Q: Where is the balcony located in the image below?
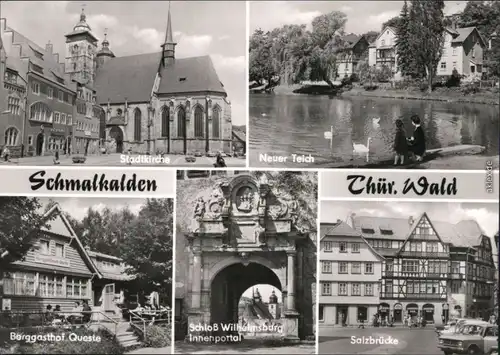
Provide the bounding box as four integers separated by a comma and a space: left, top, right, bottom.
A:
382, 271, 448, 279
380, 293, 444, 300
398, 251, 449, 259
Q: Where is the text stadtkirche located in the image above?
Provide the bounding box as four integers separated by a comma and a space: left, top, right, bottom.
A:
347, 175, 457, 196
29, 171, 157, 192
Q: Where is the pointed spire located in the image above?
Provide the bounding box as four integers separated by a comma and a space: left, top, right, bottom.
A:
161, 1, 177, 67
103, 28, 109, 47
164, 1, 174, 44
74, 5, 91, 32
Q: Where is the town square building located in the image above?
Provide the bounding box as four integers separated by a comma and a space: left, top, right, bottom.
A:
319, 221, 384, 326
348, 213, 496, 325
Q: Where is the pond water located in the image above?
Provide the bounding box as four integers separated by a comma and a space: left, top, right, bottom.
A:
249, 94, 499, 168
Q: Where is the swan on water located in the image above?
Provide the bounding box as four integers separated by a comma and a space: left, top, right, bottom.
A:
353, 137, 372, 162
261, 113, 268, 117
372, 117, 380, 129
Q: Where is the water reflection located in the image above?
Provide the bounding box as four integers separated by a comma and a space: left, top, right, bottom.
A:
249, 94, 499, 167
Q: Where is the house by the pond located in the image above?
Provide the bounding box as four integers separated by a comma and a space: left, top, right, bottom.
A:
368, 25, 486, 79
0, 204, 136, 318
336, 34, 369, 79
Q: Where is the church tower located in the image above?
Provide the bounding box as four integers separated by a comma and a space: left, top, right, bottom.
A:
64, 8, 99, 86
96, 30, 115, 69
268, 290, 280, 319
161, 2, 176, 67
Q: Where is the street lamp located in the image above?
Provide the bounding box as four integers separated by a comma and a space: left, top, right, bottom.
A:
147, 103, 154, 154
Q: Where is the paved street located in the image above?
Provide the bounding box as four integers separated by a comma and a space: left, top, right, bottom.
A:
319, 326, 441, 354
1, 154, 246, 167
175, 340, 315, 354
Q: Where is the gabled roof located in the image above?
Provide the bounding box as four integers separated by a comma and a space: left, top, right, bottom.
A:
375, 26, 397, 42
87, 250, 135, 281
395, 213, 447, 255
232, 130, 246, 143
321, 221, 385, 259
41, 204, 102, 278
351, 214, 477, 249
157, 55, 226, 96
340, 34, 364, 49
446, 26, 487, 47
3, 23, 75, 92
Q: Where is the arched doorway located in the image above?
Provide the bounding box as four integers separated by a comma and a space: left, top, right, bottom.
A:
36, 133, 44, 156
109, 126, 124, 153
210, 262, 282, 336
406, 303, 419, 319
393, 303, 403, 322
378, 303, 390, 321
422, 304, 435, 323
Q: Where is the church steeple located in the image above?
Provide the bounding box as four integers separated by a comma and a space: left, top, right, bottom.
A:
161, 1, 177, 67
96, 29, 115, 69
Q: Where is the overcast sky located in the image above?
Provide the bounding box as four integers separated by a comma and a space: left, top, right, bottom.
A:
321, 201, 499, 238
250, 1, 467, 34
2, 1, 246, 125
39, 197, 147, 221
241, 284, 282, 303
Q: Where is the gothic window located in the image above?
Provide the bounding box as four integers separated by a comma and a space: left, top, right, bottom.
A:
161, 106, 169, 137
177, 107, 186, 138
7, 95, 21, 115
4, 127, 19, 146
72, 44, 78, 54
194, 106, 204, 138
30, 102, 52, 122
134, 108, 142, 141
212, 106, 220, 138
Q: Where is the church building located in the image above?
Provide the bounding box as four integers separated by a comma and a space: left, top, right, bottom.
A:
93, 5, 233, 155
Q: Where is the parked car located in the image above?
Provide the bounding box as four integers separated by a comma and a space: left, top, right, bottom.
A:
437, 319, 469, 336
438, 323, 497, 355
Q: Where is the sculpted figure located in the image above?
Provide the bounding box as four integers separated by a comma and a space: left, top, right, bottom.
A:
194, 197, 206, 219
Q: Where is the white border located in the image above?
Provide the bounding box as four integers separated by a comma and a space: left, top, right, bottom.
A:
245, 0, 250, 169
315, 170, 321, 355
171, 175, 177, 354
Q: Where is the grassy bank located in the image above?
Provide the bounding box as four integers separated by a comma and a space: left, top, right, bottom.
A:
342, 86, 499, 105
265, 83, 499, 105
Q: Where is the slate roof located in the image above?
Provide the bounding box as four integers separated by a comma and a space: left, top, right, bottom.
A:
4, 24, 75, 92
351, 215, 485, 248
87, 250, 135, 281
95, 53, 226, 104
95, 52, 161, 104
232, 130, 246, 143
157, 55, 226, 96
320, 221, 361, 240
341, 34, 362, 49
447, 26, 487, 47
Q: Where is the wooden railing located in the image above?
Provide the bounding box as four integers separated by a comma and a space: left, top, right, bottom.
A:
0, 310, 118, 336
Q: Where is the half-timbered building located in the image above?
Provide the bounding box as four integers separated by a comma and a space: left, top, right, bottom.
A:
349, 213, 496, 325
0, 204, 135, 316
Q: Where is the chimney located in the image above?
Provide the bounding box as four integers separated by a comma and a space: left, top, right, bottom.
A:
45, 41, 53, 54
408, 216, 414, 226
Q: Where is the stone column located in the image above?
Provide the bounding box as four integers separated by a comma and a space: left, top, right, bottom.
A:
191, 248, 202, 310
286, 250, 297, 312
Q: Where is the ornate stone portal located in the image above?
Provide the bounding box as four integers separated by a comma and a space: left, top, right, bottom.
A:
185, 174, 310, 341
